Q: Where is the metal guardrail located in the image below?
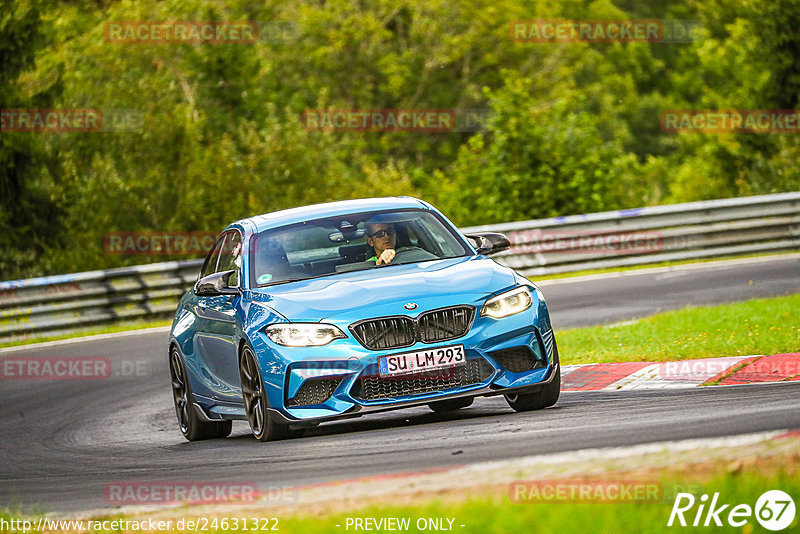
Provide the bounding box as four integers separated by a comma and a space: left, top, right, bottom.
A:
0, 260, 203, 343
2, 192, 799, 343
463, 191, 800, 277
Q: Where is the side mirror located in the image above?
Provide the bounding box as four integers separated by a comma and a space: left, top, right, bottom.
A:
465, 232, 511, 256
194, 270, 240, 296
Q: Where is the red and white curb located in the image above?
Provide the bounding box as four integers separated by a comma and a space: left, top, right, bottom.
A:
561, 353, 800, 391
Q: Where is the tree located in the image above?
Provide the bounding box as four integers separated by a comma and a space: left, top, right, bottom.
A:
0, 0, 62, 279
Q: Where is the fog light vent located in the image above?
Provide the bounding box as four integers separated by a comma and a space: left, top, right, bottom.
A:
287, 378, 342, 406
490, 346, 544, 373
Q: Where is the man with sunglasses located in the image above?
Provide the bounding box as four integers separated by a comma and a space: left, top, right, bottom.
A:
365, 222, 398, 266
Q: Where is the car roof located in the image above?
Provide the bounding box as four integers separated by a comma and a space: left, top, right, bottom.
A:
229, 197, 434, 234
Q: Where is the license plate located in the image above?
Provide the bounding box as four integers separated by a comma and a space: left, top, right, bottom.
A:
378, 345, 465, 377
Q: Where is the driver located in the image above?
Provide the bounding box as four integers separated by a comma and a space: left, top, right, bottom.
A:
366, 222, 397, 265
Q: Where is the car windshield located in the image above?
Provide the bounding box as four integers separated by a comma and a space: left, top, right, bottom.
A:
249, 209, 470, 287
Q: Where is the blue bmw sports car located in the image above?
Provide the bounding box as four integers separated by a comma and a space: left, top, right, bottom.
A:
168, 197, 560, 441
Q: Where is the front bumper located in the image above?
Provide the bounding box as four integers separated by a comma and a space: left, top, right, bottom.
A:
246, 298, 557, 424
267, 358, 559, 426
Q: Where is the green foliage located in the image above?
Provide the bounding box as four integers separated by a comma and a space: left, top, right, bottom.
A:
0, 0, 63, 279
430, 71, 643, 224
1, 0, 799, 279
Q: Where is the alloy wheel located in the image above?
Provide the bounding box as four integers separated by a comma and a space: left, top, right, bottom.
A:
169, 348, 191, 433
240, 347, 266, 437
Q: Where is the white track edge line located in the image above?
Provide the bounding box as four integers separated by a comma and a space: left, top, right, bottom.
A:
0, 326, 172, 353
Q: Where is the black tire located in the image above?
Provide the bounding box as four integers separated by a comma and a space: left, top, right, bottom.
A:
504, 340, 561, 412
239, 346, 299, 441
428, 397, 474, 413
169, 346, 232, 441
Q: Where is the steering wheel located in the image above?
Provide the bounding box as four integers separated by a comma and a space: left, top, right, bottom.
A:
392, 246, 437, 263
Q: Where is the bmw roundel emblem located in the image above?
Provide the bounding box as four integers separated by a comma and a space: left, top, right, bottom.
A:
403, 302, 418, 310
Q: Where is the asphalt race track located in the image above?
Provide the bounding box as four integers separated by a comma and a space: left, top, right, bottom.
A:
1, 255, 799, 513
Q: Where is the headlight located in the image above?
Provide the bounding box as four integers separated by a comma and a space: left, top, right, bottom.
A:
264, 323, 346, 347
480, 287, 533, 319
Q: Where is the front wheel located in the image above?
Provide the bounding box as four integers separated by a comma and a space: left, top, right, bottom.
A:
169, 347, 232, 441
504, 341, 561, 412
239, 346, 299, 441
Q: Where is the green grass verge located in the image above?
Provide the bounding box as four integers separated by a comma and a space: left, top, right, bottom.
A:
278, 470, 799, 534
557, 294, 800, 365
0, 319, 172, 349
3, 466, 797, 533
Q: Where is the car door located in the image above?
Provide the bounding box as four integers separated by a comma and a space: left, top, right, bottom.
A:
193, 231, 244, 403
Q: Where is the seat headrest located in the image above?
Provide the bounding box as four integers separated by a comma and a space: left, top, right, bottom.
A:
256, 240, 290, 275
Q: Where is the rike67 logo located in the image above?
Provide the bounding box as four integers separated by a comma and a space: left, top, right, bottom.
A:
668, 490, 796, 531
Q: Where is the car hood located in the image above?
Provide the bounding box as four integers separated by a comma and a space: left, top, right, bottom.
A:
246, 256, 518, 323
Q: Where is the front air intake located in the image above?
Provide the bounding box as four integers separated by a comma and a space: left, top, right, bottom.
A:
490, 346, 545, 373
350, 358, 493, 401
286, 378, 342, 406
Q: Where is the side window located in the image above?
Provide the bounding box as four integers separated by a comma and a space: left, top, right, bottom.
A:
421, 218, 457, 256
200, 235, 228, 279
407, 220, 439, 255
217, 231, 242, 286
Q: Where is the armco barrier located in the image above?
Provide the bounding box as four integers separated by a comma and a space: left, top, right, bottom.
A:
1, 192, 799, 343
461, 191, 800, 276
0, 260, 203, 343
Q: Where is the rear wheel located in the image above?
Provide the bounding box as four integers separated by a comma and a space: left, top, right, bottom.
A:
428, 397, 474, 413
239, 346, 299, 441
169, 347, 232, 441
504, 341, 561, 412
